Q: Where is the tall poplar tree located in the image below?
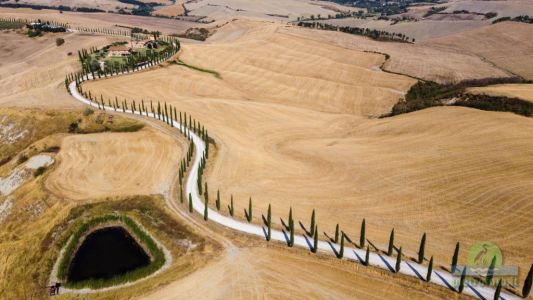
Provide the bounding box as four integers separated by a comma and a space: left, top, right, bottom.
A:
387, 228, 395, 256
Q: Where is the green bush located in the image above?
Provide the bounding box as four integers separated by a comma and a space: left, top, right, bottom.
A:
56, 37, 65, 46
82, 107, 94, 116
17, 154, 28, 164
57, 215, 165, 289
34, 166, 47, 177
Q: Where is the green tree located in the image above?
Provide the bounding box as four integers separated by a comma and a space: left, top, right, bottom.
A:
364, 245, 370, 266
418, 232, 426, 263
387, 228, 395, 256
523, 264, 533, 298
246, 197, 253, 222
312, 225, 318, 253
360, 218, 366, 249
288, 218, 294, 247
204, 196, 208, 221
228, 195, 234, 216
288, 207, 293, 228
427, 256, 433, 282
458, 267, 467, 293
334, 224, 340, 243
493, 279, 502, 300
486, 256, 497, 285
337, 233, 344, 259
395, 247, 402, 273
451, 242, 460, 274
188, 193, 193, 213
266, 204, 272, 241
309, 209, 315, 237
204, 182, 209, 202
216, 190, 221, 210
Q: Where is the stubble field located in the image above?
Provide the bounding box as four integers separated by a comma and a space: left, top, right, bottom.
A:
84, 19, 533, 287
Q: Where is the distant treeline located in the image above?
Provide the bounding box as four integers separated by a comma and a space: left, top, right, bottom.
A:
0, 2, 104, 13
297, 21, 414, 43
384, 77, 533, 117
492, 15, 533, 24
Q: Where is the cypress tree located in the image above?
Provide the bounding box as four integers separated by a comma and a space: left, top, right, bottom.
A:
289, 218, 294, 247
266, 204, 272, 241
452, 242, 460, 274
204, 196, 208, 221
309, 209, 315, 237
288, 207, 293, 229
387, 228, 395, 256
427, 256, 433, 282
188, 193, 193, 213
228, 195, 234, 216
458, 266, 467, 293
364, 245, 370, 266
334, 224, 340, 243
179, 188, 183, 203
204, 182, 209, 202
246, 197, 252, 222
216, 190, 221, 210
418, 232, 426, 264
337, 233, 344, 259
523, 264, 533, 298
360, 218, 366, 249
312, 225, 318, 253
486, 256, 497, 285
493, 279, 502, 300
395, 247, 402, 273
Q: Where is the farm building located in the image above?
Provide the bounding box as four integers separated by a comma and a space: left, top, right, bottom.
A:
108, 45, 131, 57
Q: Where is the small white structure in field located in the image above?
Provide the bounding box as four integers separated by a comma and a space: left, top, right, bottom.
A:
131, 39, 157, 49
108, 45, 131, 57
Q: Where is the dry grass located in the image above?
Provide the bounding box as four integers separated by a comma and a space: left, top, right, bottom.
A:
0, 7, 199, 35
467, 84, 533, 103
318, 18, 490, 42
279, 22, 511, 83
140, 245, 470, 300
442, 0, 533, 18
46, 126, 184, 200
83, 19, 533, 289
428, 22, 533, 81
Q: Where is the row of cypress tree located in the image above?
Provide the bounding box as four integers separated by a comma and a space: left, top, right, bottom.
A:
69, 41, 532, 299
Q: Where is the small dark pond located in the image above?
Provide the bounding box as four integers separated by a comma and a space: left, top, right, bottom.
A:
68, 226, 150, 282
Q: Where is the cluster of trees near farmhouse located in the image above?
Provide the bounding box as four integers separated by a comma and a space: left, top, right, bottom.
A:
297, 21, 414, 43
72, 39, 179, 79
66, 40, 532, 299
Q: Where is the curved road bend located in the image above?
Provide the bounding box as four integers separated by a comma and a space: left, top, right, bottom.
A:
68, 68, 518, 300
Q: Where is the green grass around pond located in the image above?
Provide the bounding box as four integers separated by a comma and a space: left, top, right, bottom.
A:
57, 214, 165, 289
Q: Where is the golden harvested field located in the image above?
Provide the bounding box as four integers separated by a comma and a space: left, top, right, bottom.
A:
468, 84, 533, 103
0, 7, 199, 34
185, 0, 355, 22
0, 0, 136, 12
46, 127, 184, 201
442, 0, 533, 18
153, 2, 185, 17
318, 18, 489, 42
280, 23, 511, 83
84, 19, 533, 287
141, 245, 464, 300
0, 30, 123, 109
428, 22, 533, 80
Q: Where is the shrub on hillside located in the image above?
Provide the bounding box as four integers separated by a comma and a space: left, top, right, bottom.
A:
56, 37, 64, 46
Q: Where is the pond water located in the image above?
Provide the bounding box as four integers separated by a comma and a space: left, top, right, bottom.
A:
68, 226, 150, 282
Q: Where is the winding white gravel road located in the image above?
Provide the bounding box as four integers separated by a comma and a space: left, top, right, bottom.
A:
68, 65, 519, 300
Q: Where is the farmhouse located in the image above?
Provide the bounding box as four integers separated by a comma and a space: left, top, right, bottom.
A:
131, 39, 157, 49
108, 45, 131, 57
